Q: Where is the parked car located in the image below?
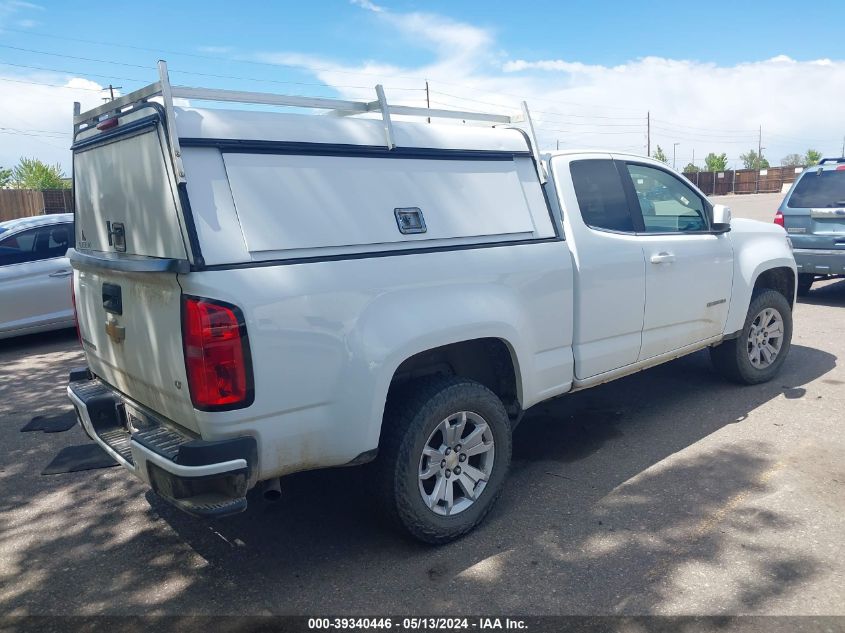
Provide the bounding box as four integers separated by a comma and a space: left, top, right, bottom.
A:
0, 213, 75, 340
67, 66, 796, 544
776, 157, 845, 295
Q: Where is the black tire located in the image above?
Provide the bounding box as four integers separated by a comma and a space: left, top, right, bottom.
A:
710, 289, 792, 385
796, 273, 814, 297
372, 376, 512, 544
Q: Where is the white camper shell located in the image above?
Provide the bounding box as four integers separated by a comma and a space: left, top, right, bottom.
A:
68, 62, 797, 543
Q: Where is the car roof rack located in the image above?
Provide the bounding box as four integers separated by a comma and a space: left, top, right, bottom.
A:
73, 60, 547, 184
818, 157, 845, 165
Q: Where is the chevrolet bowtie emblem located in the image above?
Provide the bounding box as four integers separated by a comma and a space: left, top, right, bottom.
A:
105, 319, 125, 344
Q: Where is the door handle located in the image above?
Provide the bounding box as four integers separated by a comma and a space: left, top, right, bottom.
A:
650, 252, 676, 264
49, 269, 73, 277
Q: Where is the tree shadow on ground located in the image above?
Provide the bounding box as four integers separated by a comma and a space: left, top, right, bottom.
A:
0, 337, 837, 616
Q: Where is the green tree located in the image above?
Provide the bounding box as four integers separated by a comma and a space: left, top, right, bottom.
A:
704, 152, 728, 172
11, 157, 70, 189
781, 153, 804, 167
740, 149, 770, 170
805, 149, 822, 166
0, 166, 12, 188
652, 145, 668, 164
683, 162, 700, 173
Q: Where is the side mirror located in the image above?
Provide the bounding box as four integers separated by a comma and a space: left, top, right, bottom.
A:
712, 204, 732, 233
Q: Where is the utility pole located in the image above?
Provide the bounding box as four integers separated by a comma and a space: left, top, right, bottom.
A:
425, 80, 431, 124
101, 84, 122, 102
841, 135, 844, 157
556, 139, 560, 151
647, 111, 650, 156
673, 142, 680, 169
756, 125, 763, 193
692, 148, 695, 171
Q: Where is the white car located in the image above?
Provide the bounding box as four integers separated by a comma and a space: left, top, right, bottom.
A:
0, 213, 75, 340
67, 64, 796, 543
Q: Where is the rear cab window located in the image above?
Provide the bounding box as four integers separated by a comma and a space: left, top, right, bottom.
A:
787, 169, 845, 208
569, 159, 635, 232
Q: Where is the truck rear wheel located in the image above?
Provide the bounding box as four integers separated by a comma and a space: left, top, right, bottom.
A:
373, 376, 512, 544
710, 289, 792, 385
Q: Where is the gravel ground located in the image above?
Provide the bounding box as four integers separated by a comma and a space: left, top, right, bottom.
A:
0, 197, 842, 617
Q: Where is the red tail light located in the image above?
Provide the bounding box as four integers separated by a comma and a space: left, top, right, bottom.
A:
70, 275, 82, 346
774, 211, 785, 227
96, 117, 118, 131
182, 296, 253, 410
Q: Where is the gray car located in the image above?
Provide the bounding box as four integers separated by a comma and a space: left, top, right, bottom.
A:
776, 157, 845, 295
0, 213, 75, 339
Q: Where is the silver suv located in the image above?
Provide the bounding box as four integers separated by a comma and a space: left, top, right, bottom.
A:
776, 158, 845, 295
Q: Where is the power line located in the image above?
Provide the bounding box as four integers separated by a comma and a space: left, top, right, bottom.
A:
0, 28, 417, 80
430, 86, 643, 114
0, 132, 67, 140
534, 126, 644, 136
0, 44, 424, 93
649, 118, 756, 134
531, 108, 644, 121
0, 35, 642, 113
0, 60, 149, 84
651, 126, 758, 140
1, 30, 837, 153
431, 92, 647, 127
0, 126, 69, 136
0, 76, 103, 91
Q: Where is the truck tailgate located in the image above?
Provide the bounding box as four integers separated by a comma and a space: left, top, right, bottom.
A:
71, 108, 198, 432
73, 268, 198, 432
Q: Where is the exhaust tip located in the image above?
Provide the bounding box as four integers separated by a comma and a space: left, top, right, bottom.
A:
262, 478, 282, 502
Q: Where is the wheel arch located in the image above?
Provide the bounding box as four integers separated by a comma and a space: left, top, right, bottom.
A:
363, 331, 527, 458
723, 251, 797, 336
753, 266, 796, 307
387, 337, 523, 417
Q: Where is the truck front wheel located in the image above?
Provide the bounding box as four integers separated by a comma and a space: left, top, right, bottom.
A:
710, 289, 793, 385
373, 376, 512, 544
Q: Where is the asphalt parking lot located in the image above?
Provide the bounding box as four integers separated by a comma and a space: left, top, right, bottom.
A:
711, 192, 783, 224
1, 194, 843, 617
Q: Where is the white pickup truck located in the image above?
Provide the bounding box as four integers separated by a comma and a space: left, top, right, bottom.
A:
67, 63, 796, 543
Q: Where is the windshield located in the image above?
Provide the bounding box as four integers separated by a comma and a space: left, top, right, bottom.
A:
787, 170, 845, 208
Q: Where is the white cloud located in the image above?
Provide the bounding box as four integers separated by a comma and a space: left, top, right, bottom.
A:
255, 6, 845, 167
3, 5, 843, 175
197, 45, 233, 54
0, 0, 42, 30
0, 73, 108, 172
349, 0, 383, 13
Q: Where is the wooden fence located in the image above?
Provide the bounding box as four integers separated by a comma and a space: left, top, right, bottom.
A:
0, 189, 74, 222
683, 166, 805, 196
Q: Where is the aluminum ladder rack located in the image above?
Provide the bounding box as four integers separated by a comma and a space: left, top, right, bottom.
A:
73, 60, 546, 183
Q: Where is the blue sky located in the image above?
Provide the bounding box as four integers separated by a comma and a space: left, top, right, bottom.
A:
1, 0, 844, 171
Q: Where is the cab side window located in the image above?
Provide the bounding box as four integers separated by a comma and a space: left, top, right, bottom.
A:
570, 159, 635, 232
0, 224, 73, 266
625, 164, 709, 233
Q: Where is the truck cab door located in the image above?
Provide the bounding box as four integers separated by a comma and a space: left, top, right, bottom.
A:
616, 160, 733, 360
549, 154, 646, 380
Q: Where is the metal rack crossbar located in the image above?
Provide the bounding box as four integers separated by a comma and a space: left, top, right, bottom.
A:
73, 61, 546, 183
